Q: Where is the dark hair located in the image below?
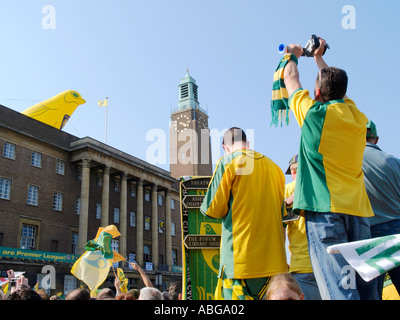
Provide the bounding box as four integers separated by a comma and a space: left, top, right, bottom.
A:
222, 127, 247, 146
168, 281, 182, 300
7, 289, 42, 300
316, 67, 348, 102
66, 288, 91, 300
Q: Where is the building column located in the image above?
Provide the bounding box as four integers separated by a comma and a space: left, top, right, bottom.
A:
78, 159, 91, 255
136, 179, 144, 266
151, 184, 159, 270
119, 172, 128, 261
165, 189, 172, 271
101, 166, 110, 227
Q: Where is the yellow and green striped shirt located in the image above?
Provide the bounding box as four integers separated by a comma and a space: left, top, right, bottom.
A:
200, 149, 288, 279
289, 88, 373, 217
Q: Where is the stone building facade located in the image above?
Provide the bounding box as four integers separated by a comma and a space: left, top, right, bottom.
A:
0, 104, 182, 295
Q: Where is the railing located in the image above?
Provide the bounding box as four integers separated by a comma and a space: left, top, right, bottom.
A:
172, 105, 208, 116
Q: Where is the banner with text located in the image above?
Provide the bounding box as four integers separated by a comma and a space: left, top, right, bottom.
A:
180, 176, 222, 300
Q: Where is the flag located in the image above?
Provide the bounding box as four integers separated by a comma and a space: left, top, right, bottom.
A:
71, 251, 112, 292
327, 234, 400, 282
117, 268, 128, 293
71, 225, 125, 292
2, 283, 8, 295
98, 99, 108, 107
33, 282, 39, 291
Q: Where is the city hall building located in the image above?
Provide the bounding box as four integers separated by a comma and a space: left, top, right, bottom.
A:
0, 71, 212, 296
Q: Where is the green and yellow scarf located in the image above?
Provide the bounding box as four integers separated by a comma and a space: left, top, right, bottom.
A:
270, 53, 298, 127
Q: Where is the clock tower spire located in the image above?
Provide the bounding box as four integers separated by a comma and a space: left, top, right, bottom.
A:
170, 71, 212, 179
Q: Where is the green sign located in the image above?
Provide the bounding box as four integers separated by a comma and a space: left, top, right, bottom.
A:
180, 176, 222, 300
0, 247, 78, 264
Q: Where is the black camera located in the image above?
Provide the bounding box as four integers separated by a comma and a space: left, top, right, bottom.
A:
302, 34, 329, 57
10, 278, 18, 287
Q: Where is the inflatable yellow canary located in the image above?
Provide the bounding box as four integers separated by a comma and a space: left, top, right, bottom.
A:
22, 90, 86, 130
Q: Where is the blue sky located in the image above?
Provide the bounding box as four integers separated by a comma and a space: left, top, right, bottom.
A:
1, 0, 399, 181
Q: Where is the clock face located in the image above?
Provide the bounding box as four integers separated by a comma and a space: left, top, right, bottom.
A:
198, 115, 208, 129
173, 113, 191, 133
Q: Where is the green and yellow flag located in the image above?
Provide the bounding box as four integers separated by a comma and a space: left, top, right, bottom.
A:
117, 268, 128, 293
71, 225, 124, 293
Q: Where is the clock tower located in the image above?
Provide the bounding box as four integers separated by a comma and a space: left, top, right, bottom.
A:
170, 71, 213, 179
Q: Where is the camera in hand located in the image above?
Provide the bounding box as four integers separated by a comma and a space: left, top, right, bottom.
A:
278, 34, 329, 57
302, 34, 329, 57
10, 278, 18, 287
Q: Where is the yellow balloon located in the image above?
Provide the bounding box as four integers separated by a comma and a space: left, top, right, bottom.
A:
22, 90, 86, 130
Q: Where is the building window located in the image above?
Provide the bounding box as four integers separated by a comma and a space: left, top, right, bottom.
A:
77, 166, 82, 180
27, 185, 39, 206
192, 83, 198, 101
0, 177, 12, 200
52, 192, 63, 211
171, 222, 176, 236
20, 224, 37, 250
158, 194, 163, 206
112, 240, 119, 255
180, 83, 189, 99
64, 275, 77, 296
71, 232, 78, 255
130, 184, 136, 197
144, 245, 152, 262
114, 178, 120, 192
158, 219, 164, 233
96, 171, 102, 186
51, 240, 58, 252
30, 151, 42, 168
172, 249, 178, 266
3, 142, 16, 160
75, 198, 80, 215
145, 216, 151, 230
96, 203, 102, 220
114, 207, 120, 223
144, 189, 150, 201
171, 198, 175, 210
130, 211, 136, 227
55, 159, 65, 175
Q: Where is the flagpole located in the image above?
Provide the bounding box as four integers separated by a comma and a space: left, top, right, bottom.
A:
105, 97, 108, 144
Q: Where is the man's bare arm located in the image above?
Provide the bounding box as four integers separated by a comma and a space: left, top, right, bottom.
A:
284, 44, 303, 98
130, 263, 153, 287
284, 60, 302, 99
314, 39, 348, 99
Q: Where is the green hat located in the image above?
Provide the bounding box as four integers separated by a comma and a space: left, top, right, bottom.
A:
285, 154, 298, 175
366, 120, 378, 138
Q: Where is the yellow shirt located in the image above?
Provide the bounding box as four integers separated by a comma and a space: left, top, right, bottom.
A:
289, 88, 374, 217
284, 181, 313, 273
200, 149, 287, 279
383, 283, 400, 300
